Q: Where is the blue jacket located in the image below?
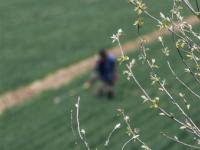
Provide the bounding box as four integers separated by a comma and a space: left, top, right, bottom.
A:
96, 54, 116, 83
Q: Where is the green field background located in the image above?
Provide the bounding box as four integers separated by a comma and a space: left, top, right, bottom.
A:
1, 35, 200, 149
0, 0, 200, 149
0, 0, 176, 94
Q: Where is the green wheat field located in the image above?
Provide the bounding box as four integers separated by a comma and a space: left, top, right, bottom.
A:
0, 0, 199, 149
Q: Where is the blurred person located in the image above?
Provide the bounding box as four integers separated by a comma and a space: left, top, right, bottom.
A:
84, 49, 117, 99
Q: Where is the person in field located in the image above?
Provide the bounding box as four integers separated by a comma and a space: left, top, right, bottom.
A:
84, 49, 117, 99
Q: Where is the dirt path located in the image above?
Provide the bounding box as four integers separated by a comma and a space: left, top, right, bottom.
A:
0, 16, 199, 113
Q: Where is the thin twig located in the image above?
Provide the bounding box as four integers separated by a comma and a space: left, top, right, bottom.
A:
163, 133, 200, 149
76, 97, 91, 150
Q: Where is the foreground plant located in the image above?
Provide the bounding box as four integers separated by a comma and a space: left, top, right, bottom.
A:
71, 0, 200, 149
71, 97, 151, 150
120, 0, 200, 149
